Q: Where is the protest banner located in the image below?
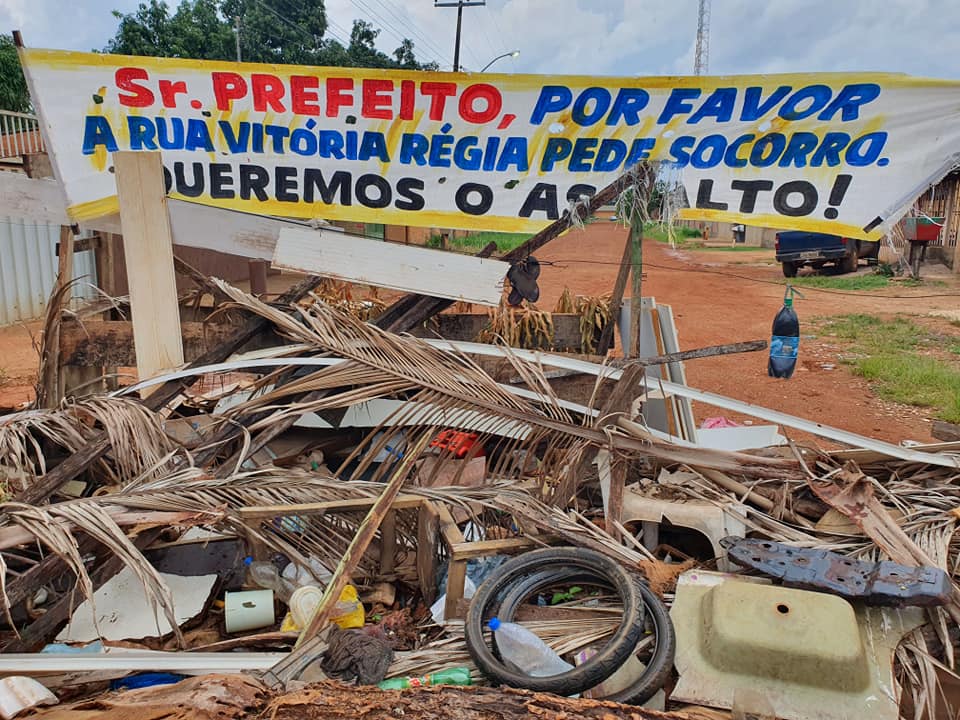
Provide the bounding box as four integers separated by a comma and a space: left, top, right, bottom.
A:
20, 48, 960, 238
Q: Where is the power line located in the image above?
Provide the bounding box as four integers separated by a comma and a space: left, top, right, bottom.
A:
252, 0, 351, 47
368, 0, 453, 66
349, 0, 444, 66
486, 2, 512, 57
272, 0, 353, 46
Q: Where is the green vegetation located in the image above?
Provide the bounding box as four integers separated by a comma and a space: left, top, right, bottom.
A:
104, 0, 436, 70
642, 223, 703, 244
819, 314, 960, 422
0, 34, 29, 112
695, 245, 771, 252
427, 231, 530, 254
791, 274, 891, 291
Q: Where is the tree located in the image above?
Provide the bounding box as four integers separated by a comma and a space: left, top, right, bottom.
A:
103, 0, 437, 70
105, 0, 234, 60
0, 34, 30, 112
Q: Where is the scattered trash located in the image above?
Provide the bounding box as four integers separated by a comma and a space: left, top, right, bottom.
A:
378, 667, 473, 690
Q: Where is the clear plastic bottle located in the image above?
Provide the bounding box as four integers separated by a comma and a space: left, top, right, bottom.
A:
488, 617, 574, 677
244, 557, 296, 603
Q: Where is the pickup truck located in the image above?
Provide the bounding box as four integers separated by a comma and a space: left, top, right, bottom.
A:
775, 231, 879, 277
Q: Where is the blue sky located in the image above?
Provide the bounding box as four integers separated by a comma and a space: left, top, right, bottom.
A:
3, 0, 960, 79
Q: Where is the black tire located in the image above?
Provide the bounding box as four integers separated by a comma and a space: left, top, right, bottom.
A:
782, 261, 798, 278
465, 548, 642, 696
840, 248, 858, 274
495, 568, 673, 705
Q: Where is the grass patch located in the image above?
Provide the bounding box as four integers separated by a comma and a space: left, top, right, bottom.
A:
819, 314, 960, 422
642, 223, 703, 244
693, 245, 772, 252
427, 230, 529, 253
791, 274, 890, 291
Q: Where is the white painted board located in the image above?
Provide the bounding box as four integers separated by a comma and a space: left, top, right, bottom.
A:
55, 567, 217, 643
273, 227, 509, 306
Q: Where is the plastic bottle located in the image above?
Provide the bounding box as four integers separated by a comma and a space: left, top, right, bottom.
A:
244, 557, 296, 603
768, 286, 801, 379
378, 667, 473, 690
488, 617, 573, 677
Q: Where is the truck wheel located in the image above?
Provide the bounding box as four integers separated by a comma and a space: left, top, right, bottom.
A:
782, 261, 798, 278
841, 249, 858, 274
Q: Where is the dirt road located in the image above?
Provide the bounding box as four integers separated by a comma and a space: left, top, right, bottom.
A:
534, 222, 960, 444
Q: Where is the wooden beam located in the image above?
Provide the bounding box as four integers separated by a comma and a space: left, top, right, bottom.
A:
595, 231, 632, 356
37, 225, 74, 407
273, 228, 509, 306
627, 208, 644, 358
113, 151, 183, 388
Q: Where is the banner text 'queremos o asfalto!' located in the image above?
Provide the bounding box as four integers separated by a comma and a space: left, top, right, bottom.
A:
21, 49, 960, 237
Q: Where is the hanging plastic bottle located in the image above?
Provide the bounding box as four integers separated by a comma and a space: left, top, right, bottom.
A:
768, 285, 802, 379
488, 617, 574, 677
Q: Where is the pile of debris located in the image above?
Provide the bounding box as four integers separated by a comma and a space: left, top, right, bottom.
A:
1, 276, 959, 720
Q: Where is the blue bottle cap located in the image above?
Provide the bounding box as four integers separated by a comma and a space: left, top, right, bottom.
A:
488, 617, 501, 631
243, 556, 253, 566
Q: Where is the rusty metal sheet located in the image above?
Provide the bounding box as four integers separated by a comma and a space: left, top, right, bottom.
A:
720, 536, 951, 607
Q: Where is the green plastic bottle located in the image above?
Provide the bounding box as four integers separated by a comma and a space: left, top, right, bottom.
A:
377, 667, 472, 690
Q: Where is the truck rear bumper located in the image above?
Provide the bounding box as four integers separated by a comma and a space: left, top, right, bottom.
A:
776, 249, 848, 263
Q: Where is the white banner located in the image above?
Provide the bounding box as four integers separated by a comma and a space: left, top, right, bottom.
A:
20, 49, 960, 238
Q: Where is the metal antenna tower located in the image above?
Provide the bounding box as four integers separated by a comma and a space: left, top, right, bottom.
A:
694, 0, 711, 75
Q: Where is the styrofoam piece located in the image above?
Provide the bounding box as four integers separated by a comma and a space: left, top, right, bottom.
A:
694, 425, 786, 451
55, 568, 217, 643
0, 677, 57, 719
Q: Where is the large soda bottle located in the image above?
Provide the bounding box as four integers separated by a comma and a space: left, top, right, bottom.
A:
768, 286, 800, 379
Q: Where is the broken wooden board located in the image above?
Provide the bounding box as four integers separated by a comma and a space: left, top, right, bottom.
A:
272, 227, 509, 306
55, 567, 217, 644
0, 172, 328, 260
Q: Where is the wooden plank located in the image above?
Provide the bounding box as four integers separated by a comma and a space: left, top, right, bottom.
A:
417, 501, 441, 605
273, 227, 509, 306
37, 225, 74, 406
238, 494, 423, 520
435, 503, 468, 620
0, 173, 323, 261
596, 232, 632, 355
113, 151, 184, 387
449, 536, 543, 560
379, 510, 397, 576
627, 209, 644, 358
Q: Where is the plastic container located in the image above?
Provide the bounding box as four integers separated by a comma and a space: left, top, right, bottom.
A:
280, 584, 365, 631
768, 287, 800, 379
282, 558, 333, 589
245, 557, 296, 603
378, 667, 473, 690
488, 617, 573, 677
224, 589, 275, 633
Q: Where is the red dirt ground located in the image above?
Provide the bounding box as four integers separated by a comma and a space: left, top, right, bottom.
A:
533, 221, 960, 445
2, 221, 959, 444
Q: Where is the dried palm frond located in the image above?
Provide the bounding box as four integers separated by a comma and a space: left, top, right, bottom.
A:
0, 396, 179, 496
307, 279, 386, 321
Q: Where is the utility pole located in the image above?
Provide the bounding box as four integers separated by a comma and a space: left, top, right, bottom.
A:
434, 0, 486, 72
234, 16, 242, 62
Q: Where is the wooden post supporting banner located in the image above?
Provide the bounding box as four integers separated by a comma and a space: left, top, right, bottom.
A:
627, 207, 644, 358
113, 151, 184, 391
